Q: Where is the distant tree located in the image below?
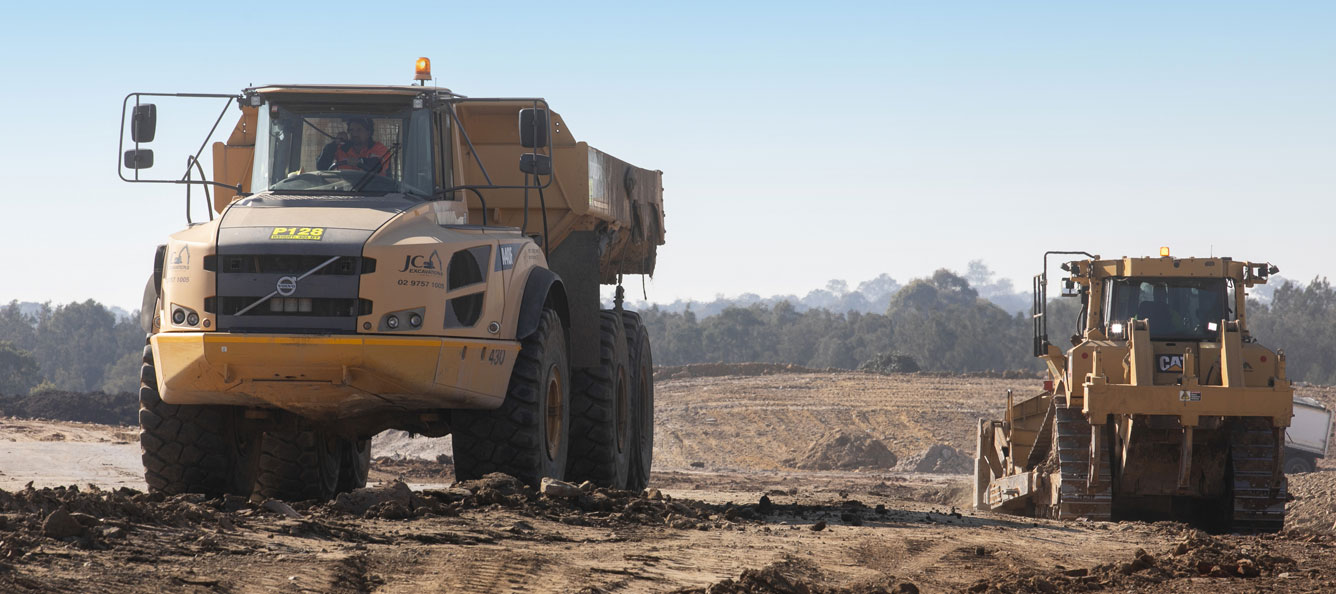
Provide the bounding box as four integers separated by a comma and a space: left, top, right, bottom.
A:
0, 341, 42, 396
1249, 277, 1336, 385
31, 300, 142, 392
0, 301, 39, 351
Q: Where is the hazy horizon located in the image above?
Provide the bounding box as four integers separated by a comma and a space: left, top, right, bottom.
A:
3, 2, 1332, 310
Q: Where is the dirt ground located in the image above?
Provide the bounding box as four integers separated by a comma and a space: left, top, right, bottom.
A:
2, 368, 1335, 593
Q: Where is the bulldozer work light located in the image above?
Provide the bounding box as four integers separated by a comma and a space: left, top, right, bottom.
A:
414, 57, 431, 81
1160, 246, 1171, 257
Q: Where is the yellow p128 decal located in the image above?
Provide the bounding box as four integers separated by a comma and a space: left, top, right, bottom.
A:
269, 227, 325, 241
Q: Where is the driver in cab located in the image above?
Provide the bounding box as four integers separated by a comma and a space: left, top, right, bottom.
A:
317, 117, 389, 175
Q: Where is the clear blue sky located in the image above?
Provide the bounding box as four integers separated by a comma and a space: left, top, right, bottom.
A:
2, 1, 1332, 311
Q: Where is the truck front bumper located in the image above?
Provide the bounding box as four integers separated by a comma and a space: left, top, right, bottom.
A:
150, 332, 521, 419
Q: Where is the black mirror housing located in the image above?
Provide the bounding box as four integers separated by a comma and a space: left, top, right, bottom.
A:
124, 149, 154, 169
519, 153, 552, 176
131, 104, 157, 143
519, 108, 549, 148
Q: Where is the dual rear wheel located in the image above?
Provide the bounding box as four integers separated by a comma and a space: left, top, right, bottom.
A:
453, 307, 655, 490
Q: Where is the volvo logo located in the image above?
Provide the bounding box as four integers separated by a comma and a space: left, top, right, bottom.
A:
276, 276, 298, 296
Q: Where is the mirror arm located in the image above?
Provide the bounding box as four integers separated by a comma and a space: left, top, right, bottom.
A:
447, 103, 494, 186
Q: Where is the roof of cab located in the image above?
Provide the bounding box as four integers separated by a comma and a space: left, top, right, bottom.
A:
247, 84, 458, 97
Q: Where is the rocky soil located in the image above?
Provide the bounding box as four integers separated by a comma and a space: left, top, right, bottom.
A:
0, 368, 1334, 592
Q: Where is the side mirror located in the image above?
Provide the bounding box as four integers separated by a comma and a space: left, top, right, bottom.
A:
518, 108, 549, 148
1061, 277, 1078, 297
519, 153, 551, 176
131, 104, 157, 143
124, 149, 154, 169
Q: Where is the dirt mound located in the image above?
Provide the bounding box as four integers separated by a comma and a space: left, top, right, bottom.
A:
0, 483, 252, 562
370, 457, 454, 482
0, 391, 136, 426
791, 430, 897, 471
672, 558, 918, 594
655, 363, 830, 380
1284, 471, 1336, 536
898, 444, 972, 474
968, 530, 1302, 593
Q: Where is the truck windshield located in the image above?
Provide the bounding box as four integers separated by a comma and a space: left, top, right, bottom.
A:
251, 102, 435, 198
1106, 277, 1232, 340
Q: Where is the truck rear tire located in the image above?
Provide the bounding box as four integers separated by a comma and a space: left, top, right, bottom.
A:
139, 342, 260, 497
255, 430, 344, 501
454, 307, 570, 486
566, 311, 633, 488
339, 438, 372, 492
622, 311, 655, 491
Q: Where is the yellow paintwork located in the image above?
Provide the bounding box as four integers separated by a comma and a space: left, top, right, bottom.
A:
978, 253, 1292, 514
151, 332, 520, 420
1082, 383, 1291, 427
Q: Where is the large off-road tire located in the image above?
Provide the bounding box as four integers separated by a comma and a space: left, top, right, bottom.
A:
139, 342, 260, 497
254, 430, 344, 501
622, 311, 655, 491
338, 438, 372, 492
565, 311, 633, 488
453, 308, 570, 486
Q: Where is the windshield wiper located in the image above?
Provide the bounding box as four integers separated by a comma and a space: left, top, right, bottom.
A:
352, 144, 399, 192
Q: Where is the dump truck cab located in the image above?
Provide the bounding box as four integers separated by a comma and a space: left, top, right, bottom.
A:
977, 250, 1291, 532
119, 61, 664, 501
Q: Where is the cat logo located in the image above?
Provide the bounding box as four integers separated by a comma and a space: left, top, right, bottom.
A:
1158, 355, 1184, 373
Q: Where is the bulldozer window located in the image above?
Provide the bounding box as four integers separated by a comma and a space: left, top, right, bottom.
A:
251, 103, 436, 198
1106, 278, 1230, 340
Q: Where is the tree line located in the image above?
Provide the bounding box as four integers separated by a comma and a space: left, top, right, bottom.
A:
0, 270, 1333, 397
641, 270, 1336, 384
0, 301, 142, 396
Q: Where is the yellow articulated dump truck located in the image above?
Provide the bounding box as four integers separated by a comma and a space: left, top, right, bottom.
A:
117, 59, 664, 501
974, 249, 1291, 532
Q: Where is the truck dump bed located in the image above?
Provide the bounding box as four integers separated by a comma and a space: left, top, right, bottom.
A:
453, 101, 665, 283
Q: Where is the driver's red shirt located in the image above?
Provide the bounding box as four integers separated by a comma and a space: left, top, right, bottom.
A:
333, 142, 389, 174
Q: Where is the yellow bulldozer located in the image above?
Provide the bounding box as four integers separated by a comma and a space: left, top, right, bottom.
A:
974, 249, 1291, 532
117, 58, 663, 501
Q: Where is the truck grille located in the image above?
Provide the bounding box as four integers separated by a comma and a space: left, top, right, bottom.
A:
213, 253, 370, 334
207, 255, 374, 276
212, 297, 371, 317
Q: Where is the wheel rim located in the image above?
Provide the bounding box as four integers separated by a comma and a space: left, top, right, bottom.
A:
544, 365, 564, 461
615, 367, 630, 452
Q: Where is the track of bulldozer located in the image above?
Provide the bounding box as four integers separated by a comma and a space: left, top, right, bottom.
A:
1043, 399, 1112, 521
1230, 419, 1287, 533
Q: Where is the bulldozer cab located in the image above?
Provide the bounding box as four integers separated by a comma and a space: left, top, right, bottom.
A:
1104, 277, 1235, 341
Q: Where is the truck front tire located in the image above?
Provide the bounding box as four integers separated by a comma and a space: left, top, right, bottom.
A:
454, 307, 570, 486
139, 342, 260, 497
